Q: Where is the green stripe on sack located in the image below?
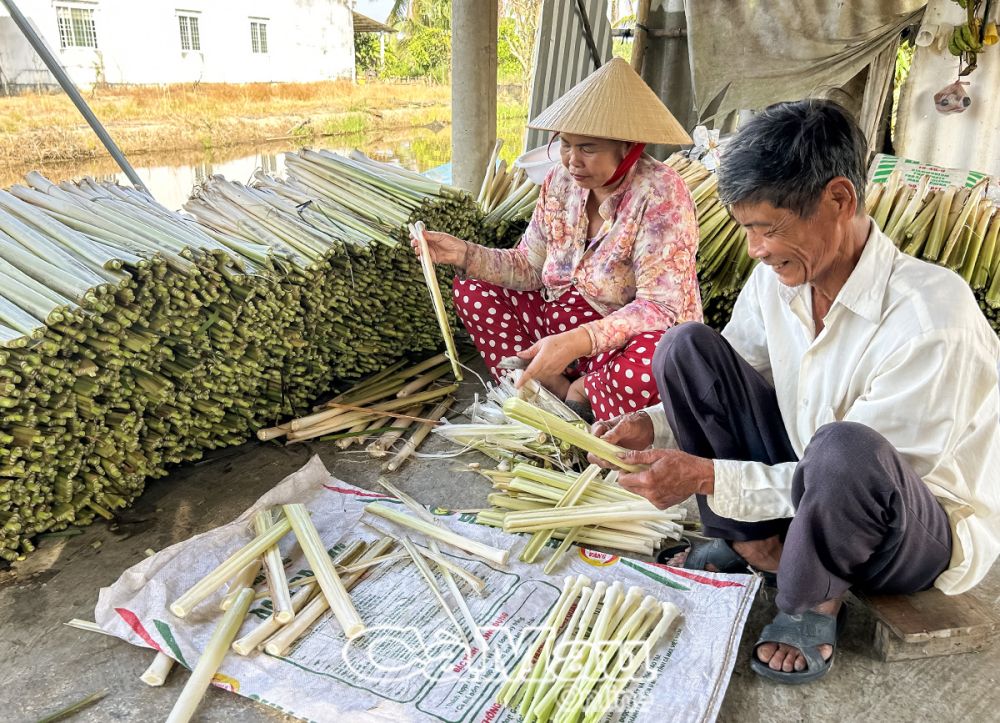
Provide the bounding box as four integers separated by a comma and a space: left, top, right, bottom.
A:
154, 618, 191, 668
620, 559, 689, 591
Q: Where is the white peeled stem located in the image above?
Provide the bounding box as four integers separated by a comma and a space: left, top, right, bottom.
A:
359, 516, 489, 596
165, 587, 254, 723
567, 597, 661, 723
384, 396, 453, 472
263, 538, 395, 656
65, 619, 108, 635
522, 582, 605, 718
504, 501, 671, 533
220, 560, 261, 611
379, 479, 488, 650
271, 551, 413, 598
542, 526, 584, 576
411, 220, 462, 381
581, 607, 662, 723
583, 602, 682, 723
233, 583, 318, 655
283, 504, 365, 640
366, 501, 509, 565
606, 586, 646, 639
496, 574, 591, 706
253, 509, 294, 623
556, 583, 627, 715
171, 517, 292, 618
140, 651, 176, 687
367, 404, 423, 457
520, 587, 594, 718
400, 537, 471, 650
414, 544, 488, 596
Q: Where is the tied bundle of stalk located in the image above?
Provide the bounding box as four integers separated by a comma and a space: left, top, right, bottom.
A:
495, 575, 681, 723
475, 462, 684, 567
0, 173, 292, 560
863, 172, 1000, 332
478, 139, 541, 244
662, 153, 757, 331
258, 353, 458, 470
0, 146, 492, 560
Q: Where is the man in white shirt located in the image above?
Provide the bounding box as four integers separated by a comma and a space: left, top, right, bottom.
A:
591, 99, 1000, 684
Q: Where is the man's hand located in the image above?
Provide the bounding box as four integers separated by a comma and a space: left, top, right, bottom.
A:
588, 412, 654, 468
515, 328, 592, 389
616, 449, 715, 509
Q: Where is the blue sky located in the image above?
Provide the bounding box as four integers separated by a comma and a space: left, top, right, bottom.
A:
355, 0, 394, 23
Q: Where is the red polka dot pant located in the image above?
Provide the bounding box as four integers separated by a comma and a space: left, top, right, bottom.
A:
453, 277, 663, 421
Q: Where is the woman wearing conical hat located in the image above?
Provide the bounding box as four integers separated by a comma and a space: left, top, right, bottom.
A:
412, 57, 701, 421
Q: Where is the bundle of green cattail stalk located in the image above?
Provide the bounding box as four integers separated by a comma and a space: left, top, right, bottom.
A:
864, 171, 1000, 329
477, 139, 540, 240
0, 152, 499, 561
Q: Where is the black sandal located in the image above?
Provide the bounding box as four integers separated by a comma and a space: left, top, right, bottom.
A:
749, 606, 847, 684
658, 537, 778, 587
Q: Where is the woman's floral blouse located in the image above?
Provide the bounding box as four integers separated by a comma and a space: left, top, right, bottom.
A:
464, 155, 703, 354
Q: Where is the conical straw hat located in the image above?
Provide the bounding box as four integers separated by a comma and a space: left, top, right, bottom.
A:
529, 57, 691, 145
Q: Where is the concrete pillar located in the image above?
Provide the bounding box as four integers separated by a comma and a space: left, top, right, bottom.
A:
640, 0, 694, 160
451, 0, 498, 193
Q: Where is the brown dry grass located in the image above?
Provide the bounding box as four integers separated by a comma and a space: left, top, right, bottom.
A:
0, 80, 453, 170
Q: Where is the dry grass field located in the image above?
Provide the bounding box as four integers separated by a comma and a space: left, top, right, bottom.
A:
0, 80, 454, 171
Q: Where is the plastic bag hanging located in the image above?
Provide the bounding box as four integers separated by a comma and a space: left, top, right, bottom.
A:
933, 81, 973, 114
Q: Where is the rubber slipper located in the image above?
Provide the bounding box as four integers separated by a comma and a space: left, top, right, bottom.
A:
749, 606, 848, 685
658, 537, 778, 587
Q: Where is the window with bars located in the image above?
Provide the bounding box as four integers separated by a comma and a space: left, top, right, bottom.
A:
55, 5, 98, 49
178, 14, 201, 51
250, 20, 268, 54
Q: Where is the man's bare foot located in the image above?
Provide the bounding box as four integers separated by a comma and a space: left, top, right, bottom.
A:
755, 597, 843, 672
664, 535, 783, 572
731, 536, 782, 574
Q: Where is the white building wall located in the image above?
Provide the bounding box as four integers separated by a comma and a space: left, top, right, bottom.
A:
0, 0, 355, 88
896, 0, 1000, 176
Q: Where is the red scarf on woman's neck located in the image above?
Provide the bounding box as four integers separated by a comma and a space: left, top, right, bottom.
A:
604, 142, 646, 187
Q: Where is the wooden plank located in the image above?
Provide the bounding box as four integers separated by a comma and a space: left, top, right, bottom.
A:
857, 588, 1000, 662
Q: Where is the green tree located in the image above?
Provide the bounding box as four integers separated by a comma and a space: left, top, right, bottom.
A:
382, 0, 452, 82
388, 0, 452, 30
355, 33, 380, 76
499, 0, 540, 82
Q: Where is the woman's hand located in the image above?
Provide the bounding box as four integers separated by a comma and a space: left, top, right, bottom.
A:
515, 328, 592, 390
410, 229, 470, 268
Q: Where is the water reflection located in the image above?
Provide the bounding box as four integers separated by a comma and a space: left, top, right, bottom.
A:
0, 118, 529, 212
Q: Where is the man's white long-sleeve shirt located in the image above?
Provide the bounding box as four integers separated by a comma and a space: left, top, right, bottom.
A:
647, 220, 1000, 594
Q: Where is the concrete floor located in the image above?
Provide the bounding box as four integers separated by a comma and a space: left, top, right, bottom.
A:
2, 367, 998, 723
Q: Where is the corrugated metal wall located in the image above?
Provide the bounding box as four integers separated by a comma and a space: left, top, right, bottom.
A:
524, 0, 613, 152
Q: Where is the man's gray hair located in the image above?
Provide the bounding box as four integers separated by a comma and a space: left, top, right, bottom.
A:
717, 99, 869, 218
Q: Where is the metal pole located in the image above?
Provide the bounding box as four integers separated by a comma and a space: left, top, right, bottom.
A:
574, 0, 603, 69
1, 0, 150, 195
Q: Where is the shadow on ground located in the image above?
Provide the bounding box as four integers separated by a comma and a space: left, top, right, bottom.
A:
2, 360, 997, 722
